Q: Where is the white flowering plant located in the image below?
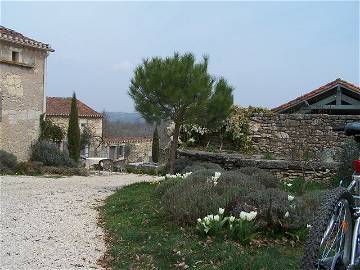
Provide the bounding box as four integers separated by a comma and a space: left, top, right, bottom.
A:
196, 208, 227, 236
228, 211, 258, 245
196, 208, 258, 245
207, 171, 221, 186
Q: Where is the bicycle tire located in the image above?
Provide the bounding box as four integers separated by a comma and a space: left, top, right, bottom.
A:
301, 187, 354, 270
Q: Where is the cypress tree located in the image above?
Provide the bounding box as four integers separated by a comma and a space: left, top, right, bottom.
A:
152, 125, 160, 163
67, 92, 80, 162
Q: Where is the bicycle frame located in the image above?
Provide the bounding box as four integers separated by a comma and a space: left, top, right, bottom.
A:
346, 173, 360, 267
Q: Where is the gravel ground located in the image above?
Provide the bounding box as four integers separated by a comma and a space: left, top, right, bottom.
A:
0, 173, 158, 270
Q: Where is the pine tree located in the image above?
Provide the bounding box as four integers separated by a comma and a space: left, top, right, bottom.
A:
152, 125, 160, 163
129, 52, 233, 172
67, 92, 80, 162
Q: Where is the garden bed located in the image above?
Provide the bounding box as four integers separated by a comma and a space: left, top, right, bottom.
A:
101, 182, 304, 270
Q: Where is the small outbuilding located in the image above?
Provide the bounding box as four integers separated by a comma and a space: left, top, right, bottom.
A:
272, 78, 360, 115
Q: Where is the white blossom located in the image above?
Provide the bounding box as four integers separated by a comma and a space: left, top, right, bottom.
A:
287, 183, 292, 187
165, 172, 192, 180
214, 215, 220, 222
229, 216, 235, 222
218, 208, 225, 215
239, 211, 257, 221
197, 218, 202, 223
204, 217, 210, 225
288, 195, 295, 202
284, 211, 290, 218
211, 172, 221, 182
307, 224, 312, 228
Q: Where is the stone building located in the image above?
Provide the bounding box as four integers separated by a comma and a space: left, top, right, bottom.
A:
100, 137, 152, 163
46, 97, 152, 163
272, 78, 360, 114
0, 26, 54, 161
46, 97, 103, 157
250, 79, 360, 162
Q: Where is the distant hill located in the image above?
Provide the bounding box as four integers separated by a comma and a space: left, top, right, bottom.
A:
105, 112, 145, 123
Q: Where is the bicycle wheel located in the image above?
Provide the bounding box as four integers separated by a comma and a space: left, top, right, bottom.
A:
302, 188, 353, 270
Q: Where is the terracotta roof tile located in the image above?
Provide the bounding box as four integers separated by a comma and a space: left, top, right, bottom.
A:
272, 78, 360, 113
46, 97, 103, 118
0, 25, 54, 52
104, 137, 152, 144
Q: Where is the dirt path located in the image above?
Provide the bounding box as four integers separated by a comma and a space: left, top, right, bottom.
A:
0, 174, 157, 270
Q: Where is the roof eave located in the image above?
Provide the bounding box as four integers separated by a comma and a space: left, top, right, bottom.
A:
0, 36, 54, 52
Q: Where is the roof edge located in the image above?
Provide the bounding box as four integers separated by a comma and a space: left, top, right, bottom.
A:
272, 78, 360, 113
0, 26, 54, 52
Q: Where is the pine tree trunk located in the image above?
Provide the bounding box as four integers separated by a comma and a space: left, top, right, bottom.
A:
168, 121, 181, 174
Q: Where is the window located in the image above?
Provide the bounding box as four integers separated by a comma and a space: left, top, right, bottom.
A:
116, 145, 125, 159
12, 51, 20, 62
109, 145, 125, 160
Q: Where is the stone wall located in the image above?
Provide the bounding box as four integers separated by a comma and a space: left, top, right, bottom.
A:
249, 113, 360, 162
126, 141, 152, 163
97, 140, 153, 163
0, 40, 49, 161
178, 149, 338, 182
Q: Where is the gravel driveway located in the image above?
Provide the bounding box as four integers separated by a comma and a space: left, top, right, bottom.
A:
0, 174, 157, 270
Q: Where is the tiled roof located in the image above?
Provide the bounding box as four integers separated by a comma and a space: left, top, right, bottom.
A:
104, 137, 152, 144
0, 26, 54, 52
272, 78, 360, 113
46, 97, 103, 118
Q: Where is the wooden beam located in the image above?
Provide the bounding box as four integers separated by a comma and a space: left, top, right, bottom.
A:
310, 95, 336, 106
336, 85, 342, 105
305, 104, 360, 110
341, 94, 360, 105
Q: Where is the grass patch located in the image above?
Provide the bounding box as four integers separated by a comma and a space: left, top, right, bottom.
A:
101, 182, 303, 269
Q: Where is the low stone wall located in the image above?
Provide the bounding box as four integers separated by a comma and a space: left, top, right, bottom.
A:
249, 114, 360, 162
178, 149, 339, 182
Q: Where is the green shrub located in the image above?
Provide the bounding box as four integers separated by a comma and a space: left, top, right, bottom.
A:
42, 166, 89, 176
290, 190, 326, 229
215, 171, 264, 198
182, 161, 223, 173
238, 167, 280, 188
162, 179, 226, 224
15, 161, 43, 176
282, 178, 326, 195
173, 158, 194, 173
160, 170, 263, 224
155, 177, 184, 196
244, 188, 291, 233
0, 150, 17, 174
31, 140, 76, 167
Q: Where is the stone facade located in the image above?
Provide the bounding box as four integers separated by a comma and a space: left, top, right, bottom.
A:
99, 137, 152, 163
0, 27, 53, 161
46, 115, 103, 157
249, 113, 360, 162
126, 141, 152, 163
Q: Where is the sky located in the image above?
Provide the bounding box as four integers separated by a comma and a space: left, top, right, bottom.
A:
1, 1, 359, 113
